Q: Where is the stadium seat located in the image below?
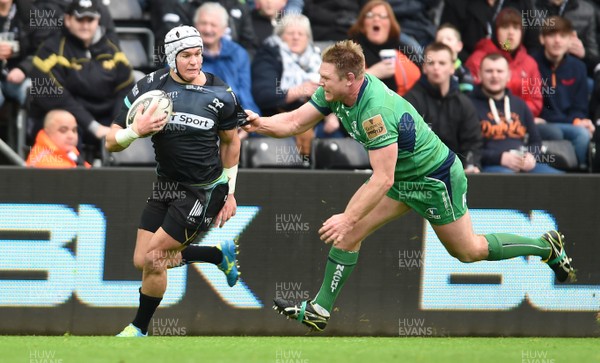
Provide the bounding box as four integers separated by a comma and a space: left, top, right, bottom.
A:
241, 137, 310, 168
116, 27, 155, 70
541, 140, 578, 171
107, 0, 143, 20
312, 138, 371, 170
119, 36, 149, 69
105, 137, 156, 167
0, 99, 28, 160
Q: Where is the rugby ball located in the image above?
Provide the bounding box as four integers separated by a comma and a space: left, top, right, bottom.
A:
126, 90, 173, 137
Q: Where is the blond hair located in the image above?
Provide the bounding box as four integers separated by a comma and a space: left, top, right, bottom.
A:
321, 40, 365, 80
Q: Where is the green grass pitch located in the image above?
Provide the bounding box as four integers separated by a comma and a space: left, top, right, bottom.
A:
3, 336, 599, 363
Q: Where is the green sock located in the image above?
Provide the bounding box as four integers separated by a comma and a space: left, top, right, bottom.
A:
313, 247, 359, 312
485, 233, 551, 261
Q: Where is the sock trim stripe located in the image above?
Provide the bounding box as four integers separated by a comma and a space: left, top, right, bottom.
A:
502, 244, 551, 250
327, 257, 357, 266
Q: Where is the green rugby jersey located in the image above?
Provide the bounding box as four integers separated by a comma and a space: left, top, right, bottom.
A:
310, 74, 451, 180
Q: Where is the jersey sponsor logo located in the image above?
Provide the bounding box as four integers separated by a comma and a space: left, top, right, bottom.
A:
208, 98, 225, 113
170, 112, 215, 130
362, 114, 387, 140
131, 84, 139, 97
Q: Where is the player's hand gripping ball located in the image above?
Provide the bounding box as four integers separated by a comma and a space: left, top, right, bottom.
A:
126, 90, 173, 137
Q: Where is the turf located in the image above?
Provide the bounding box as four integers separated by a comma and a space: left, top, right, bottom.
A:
2, 336, 599, 363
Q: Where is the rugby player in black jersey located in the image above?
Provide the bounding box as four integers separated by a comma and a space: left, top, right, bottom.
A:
106, 25, 244, 337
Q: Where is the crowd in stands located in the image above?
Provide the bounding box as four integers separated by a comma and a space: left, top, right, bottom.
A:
1, 0, 600, 173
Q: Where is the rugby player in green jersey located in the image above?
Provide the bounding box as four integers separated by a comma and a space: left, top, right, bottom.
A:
243, 40, 574, 331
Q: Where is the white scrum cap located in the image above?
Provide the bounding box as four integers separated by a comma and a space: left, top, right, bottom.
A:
164, 25, 203, 70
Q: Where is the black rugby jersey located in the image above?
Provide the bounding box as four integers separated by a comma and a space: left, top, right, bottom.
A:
114, 68, 243, 184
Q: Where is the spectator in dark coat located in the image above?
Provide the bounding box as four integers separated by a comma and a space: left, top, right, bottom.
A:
250, 0, 287, 48
405, 43, 482, 172
470, 53, 562, 173
28, 0, 134, 160
535, 0, 599, 75
0, 0, 35, 108
252, 14, 334, 156
533, 16, 593, 170
31, 0, 118, 46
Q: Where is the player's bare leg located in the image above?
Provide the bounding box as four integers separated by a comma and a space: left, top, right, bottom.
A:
274, 196, 411, 331
430, 210, 489, 262
432, 210, 574, 281
133, 226, 239, 286
133, 229, 154, 270
142, 228, 184, 296
117, 228, 183, 337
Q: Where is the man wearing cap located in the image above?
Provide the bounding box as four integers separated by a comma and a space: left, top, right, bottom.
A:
28, 0, 133, 162
106, 25, 244, 337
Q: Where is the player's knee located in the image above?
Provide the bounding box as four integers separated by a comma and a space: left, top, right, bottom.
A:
454, 252, 478, 263
133, 255, 144, 271
335, 239, 360, 251
143, 249, 165, 272
452, 247, 487, 263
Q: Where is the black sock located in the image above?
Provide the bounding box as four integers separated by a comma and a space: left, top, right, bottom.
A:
181, 245, 223, 265
132, 288, 162, 335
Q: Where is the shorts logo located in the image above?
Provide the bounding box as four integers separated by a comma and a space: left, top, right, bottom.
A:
189, 200, 204, 217
426, 208, 441, 220
186, 200, 204, 224
362, 114, 387, 140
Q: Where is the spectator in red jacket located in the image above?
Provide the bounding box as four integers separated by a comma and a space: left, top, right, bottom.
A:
465, 7, 543, 117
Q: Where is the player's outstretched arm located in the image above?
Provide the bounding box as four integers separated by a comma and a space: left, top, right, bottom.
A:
243, 102, 324, 138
